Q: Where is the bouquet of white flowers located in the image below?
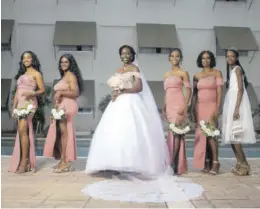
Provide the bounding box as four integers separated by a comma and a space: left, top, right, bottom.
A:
199, 120, 220, 138
51, 108, 66, 120
13, 101, 35, 120
169, 122, 191, 135
107, 73, 124, 91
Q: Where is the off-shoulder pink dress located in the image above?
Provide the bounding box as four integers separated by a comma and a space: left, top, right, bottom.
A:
164, 75, 191, 175
43, 79, 78, 162
8, 74, 38, 173
193, 76, 223, 169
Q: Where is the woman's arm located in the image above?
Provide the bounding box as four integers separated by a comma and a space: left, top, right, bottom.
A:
183, 71, 192, 109
59, 74, 80, 99
190, 76, 198, 122
234, 67, 244, 110
12, 88, 18, 110
34, 72, 45, 96
216, 70, 224, 116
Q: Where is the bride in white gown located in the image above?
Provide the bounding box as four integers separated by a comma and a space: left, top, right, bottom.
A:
82, 45, 203, 203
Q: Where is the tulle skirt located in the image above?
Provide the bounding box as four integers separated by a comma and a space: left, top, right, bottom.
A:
83, 93, 204, 203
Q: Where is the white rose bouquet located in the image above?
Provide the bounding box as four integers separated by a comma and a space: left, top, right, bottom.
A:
13, 101, 35, 120
51, 108, 66, 120
169, 122, 191, 135
107, 73, 124, 91
199, 120, 220, 138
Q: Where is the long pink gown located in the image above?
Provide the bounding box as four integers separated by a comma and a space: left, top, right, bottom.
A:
43, 80, 78, 162
164, 75, 191, 175
193, 76, 223, 169
8, 74, 38, 173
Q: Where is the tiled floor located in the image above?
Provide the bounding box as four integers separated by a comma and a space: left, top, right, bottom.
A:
1, 157, 260, 208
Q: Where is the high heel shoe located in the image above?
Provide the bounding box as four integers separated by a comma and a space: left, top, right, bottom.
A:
231, 162, 240, 173
201, 159, 211, 173
15, 160, 30, 174
209, 161, 220, 175
52, 161, 62, 169
233, 163, 250, 176
53, 162, 73, 173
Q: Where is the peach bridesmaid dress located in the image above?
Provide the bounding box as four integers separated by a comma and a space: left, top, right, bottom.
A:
164, 75, 191, 175
193, 76, 223, 169
43, 79, 78, 162
8, 74, 38, 172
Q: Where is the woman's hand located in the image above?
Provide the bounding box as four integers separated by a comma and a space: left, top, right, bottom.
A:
55, 91, 63, 104
112, 90, 120, 102
233, 108, 240, 120
178, 105, 187, 116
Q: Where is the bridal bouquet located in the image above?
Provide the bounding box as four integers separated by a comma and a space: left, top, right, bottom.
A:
199, 120, 220, 138
169, 122, 191, 135
13, 101, 35, 120
51, 108, 66, 120
107, 73, 124, 91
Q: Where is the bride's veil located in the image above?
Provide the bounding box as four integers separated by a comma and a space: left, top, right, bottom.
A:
132, 59, 172, 176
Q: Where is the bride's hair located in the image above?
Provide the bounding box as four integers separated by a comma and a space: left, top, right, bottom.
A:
225, 49, 249, 89
119, 45, 136, 62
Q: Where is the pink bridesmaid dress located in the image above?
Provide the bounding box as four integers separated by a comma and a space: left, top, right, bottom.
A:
193, 76, 223, 169
164, 75, 191, 175
43, 80, 78, 162
8, 74, 38, 172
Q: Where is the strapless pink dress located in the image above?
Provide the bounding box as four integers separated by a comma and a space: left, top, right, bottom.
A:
8, 74, 38, 173
193, 76, 223, 169
43, 80, 78, 162
164, 75, 191, 175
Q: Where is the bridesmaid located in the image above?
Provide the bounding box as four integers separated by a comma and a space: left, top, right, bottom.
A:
163, 48, 191, 175
9, 51, 45, 173
43, 54, 83, 173
222, 48, 256, 175
191, 50, 223, 175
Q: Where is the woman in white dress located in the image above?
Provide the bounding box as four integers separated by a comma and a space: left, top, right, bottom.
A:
82, 45, 203, 203
222, 48, 256, 176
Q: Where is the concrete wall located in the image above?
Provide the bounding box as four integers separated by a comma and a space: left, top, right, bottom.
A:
2, 0, 260, 132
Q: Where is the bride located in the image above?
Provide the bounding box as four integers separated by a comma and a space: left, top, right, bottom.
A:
83, 45, 203, 203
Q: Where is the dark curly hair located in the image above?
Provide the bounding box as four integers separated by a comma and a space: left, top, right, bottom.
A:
196, 50, 216, 68
225, 49, 249, 89
119, 45, 136, 62
168, 48, 183, 60
58, 54, 84, 94
15, 51, 42, 80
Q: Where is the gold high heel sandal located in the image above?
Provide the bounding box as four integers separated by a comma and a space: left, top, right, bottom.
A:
233, 163, 250, 176
231, 162, 240, 173
53, 162, 73, 173
15, 160, 31, 174
52, 161, 62, 169
209, 161, 220, 175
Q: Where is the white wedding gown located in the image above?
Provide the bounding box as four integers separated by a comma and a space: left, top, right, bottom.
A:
82, 65, 203, 203
222, 66, 256, 144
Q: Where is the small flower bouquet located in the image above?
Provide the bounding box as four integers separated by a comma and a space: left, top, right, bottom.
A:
107, 73, 124, 91
51, 108, 66, 120
199, 120, 220, 138
169, 122, 191, 135
13, 101, 35, 120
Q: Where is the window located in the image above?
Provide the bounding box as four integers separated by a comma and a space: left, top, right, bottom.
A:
139, 47, 171, 54
58, 45, 93, 52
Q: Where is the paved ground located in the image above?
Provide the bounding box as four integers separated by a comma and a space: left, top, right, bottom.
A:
1, 157, 260, 208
